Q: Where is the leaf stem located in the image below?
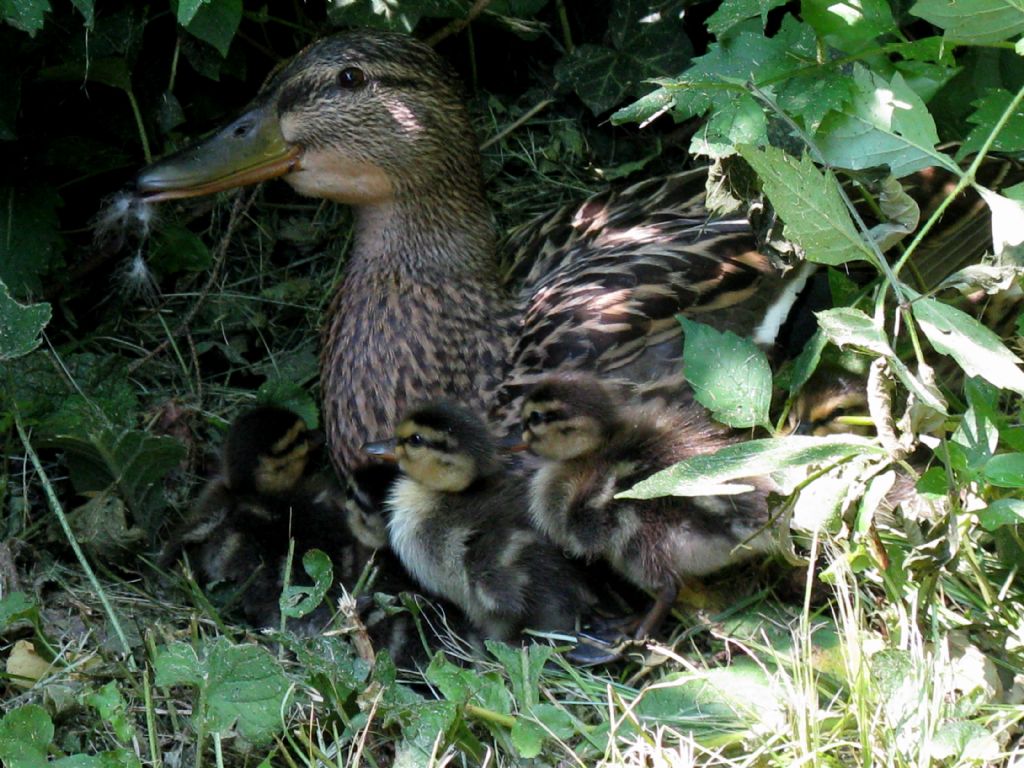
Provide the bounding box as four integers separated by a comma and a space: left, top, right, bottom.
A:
13, 410, 137, 669
464, 703, 517, 729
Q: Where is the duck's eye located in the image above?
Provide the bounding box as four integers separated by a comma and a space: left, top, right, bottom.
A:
526, 411, 545, 428
406, 433, 424, 447
338, 67, 366, 89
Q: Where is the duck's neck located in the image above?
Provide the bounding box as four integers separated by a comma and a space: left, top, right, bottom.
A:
322, 191, 515, 473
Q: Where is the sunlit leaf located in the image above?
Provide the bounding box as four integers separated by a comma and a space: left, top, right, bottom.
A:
815, 307, 893, 354
911, 0, 1024, 44
983, 453, 1024, 487
738, 147, 874, 265
978, 498, 1024, 529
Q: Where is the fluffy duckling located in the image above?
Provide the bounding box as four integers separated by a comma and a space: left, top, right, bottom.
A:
160, 405, 406, 631
364, 401, 593, 642
521, 374, 775, 642
787, 370, 870, 436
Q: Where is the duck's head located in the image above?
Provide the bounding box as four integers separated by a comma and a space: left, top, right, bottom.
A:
363, 402, 499, 493
520, 374, 620, 461
136, 31, 479, 206
224, 406, 321, 494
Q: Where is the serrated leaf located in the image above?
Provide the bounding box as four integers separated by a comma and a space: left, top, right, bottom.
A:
679, 317, 772, 428
511, 717, 546, 758
690, 92, 767, 159
741, 147, 874, 265
0, 0, 50, 36
0, 280, 50, 361
911, 0, 1024, 43
153, 643, 203, 687
0, 186, 65, 297
910, 294, 1024, 394
620, 434, 883, 499
815, 307, 894, 355
815, 65, 954, 178
961, 89, 1024, 159
983, 453, 1024, 487
802, 0, 896, 51
0, 705, 52, 768
706, 0, 788, 35
776, 72, 856, 132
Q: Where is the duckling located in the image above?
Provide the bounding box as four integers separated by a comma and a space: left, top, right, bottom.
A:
787, 370, 870, 436
364, 401, 593, 642
160, 405, 408, 631
521, 374, 776, 643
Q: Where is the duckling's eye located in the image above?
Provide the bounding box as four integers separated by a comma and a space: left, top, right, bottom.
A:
406, 433, 424, 447
526, 411, 545, 428
338, 67, 367, 90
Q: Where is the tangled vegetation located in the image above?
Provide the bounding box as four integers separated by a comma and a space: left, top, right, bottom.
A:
2, 0, 1024, 766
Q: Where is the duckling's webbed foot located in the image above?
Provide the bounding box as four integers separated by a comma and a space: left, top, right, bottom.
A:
633, 581, 679, 641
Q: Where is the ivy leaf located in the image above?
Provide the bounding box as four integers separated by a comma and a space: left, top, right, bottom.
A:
706, 0, 789, 36
910, 294, 1024, 395
0, 186, 65, 297
620, 435, 884, 499
183, 0, 241, 57
911, 0, 1024, 44
815, 65, 953, 177
0, 280, 50, 361
0, 0, 50, 36
679, 317, 772, 429
738, 146, 874, 266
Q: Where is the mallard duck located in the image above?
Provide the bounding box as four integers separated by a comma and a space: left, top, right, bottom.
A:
159, 405, 409, 631
520, 373, 775, 643
136, 30, 784, 483
363, 400, 593, 642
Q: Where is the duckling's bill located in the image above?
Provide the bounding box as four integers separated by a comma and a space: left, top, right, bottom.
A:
137, 102, 300, 202
363, 438, 398, 462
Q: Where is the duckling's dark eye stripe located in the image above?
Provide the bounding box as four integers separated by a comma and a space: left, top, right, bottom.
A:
398, 435, 449, 451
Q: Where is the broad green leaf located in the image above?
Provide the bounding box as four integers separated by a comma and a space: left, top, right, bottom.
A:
815, 65, 954, 177
706, 0, 789, 35
815, 307, 893, 355
802, 0, 896, 52
0, 705, 52, 768
787, 329, 828, 397
0, 0, 50, 35
776, 72, 856, 132
690, 93, 767, 159
0, 280, 50, 361
395, 701, 459, 763
978, 498, 1024, 530
150, 224, 211, 273
0, 592, 39, 631
280, 549, 333, 618
154, 639, 291, 744
738, 146, 874, 265
174, 0, 209, 26
983, 453, 1024, 487
620, 434, 884, 499
184, 0, 241, 57
679, 317, 772, 429
911, 0, 1024, 43
69, 0, 93, 26
910, 294, 1024, 394
0, 186, 65, 297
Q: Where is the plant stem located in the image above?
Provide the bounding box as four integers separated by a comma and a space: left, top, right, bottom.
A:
464, 703, 517, 729
13, 411, 137, 669
143, 666, 162, 768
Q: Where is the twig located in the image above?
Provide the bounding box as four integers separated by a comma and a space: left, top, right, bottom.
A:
426, 0, 494, 46
127, 188, 258, 375
13, 411, 137, 669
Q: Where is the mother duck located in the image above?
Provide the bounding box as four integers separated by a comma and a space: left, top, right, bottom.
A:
137, 30, 778, 476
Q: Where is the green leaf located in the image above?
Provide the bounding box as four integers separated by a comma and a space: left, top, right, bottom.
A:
983, 453, 1024, 487
184, 0, 241, 57
910, 294, 1024, 395
175, 0, 209, 26
978, 187, 1024, 261
978, 498, 1024, 530
280, 549, 333, 618
0, 280, 50, 361
620, 434, 884, 499
679, 317, 772, 428
154, 639, 291, 744
815, 307, 893, 355
690, 93, 767, 159
0, 705, 53, 768
256, 378, 319, 429
815, 65, 953, 178
485, 642, 553, 709
787, 329, 827, 397
86, 682, 134, 744
511, 717, 546, 758
911, 0, 1024, 43
961, 89, 1024, 158
738, 147, 874, 265
150, 225, 212, 273
0, 0, 50, 36
69, 0, 93, 26
802, 0, 896, 52
0, 186, 65, 297
0, 592, 39, 632
706, 0, 789, 36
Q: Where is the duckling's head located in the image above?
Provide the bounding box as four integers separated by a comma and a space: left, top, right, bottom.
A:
788, 371, 869, 436
137, 31, 481, 207
366, 402, 499, 493
223, 406, 320, 494
521, 374, 621, 461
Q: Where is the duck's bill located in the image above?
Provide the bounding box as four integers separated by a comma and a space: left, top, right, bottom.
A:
136, 103, 300, 202
497, 433, 529, 453
363, 439, 398, 462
